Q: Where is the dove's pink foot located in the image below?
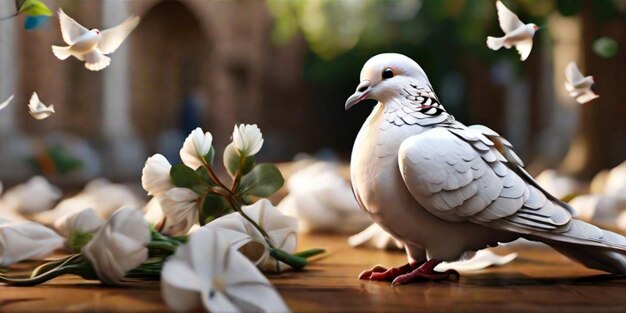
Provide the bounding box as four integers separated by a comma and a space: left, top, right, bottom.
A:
391, 259, 460, 286
358, 262, 420, 281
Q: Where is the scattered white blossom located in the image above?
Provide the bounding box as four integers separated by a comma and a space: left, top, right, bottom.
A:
158, 188, 199, 236
161, 227, 290, 313
82, 207, 150, 285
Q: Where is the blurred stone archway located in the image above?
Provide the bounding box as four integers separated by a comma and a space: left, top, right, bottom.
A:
129, 0, 211, 158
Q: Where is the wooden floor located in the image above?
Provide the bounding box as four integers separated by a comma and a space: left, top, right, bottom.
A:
1, 235, 626, 312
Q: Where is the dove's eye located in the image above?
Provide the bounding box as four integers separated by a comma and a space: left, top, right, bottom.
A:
382, 68, 394, 80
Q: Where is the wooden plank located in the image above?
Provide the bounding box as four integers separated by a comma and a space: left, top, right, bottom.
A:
0, 234, 625, 312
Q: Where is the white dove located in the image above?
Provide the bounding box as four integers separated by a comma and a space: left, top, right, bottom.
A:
0, 95, 14, 111
51, 8, 140, 71
486, 0, 539, 61
28, 92, 55, 120
565, 61, 599, 104
346, 53, 626, 286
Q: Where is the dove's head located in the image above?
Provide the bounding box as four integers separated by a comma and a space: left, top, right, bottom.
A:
90, 29, 102, 37
345, 53, 434, 110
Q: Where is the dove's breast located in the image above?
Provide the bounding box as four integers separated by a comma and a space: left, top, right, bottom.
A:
70, 35, 100, 54
350, 105, 430, 239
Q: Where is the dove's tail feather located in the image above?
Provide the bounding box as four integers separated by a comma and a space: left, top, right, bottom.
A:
84, 50, 111, 71
528, 219, 626, 274
51, 45, 72, 60
486, 36, 505, 50
575, 91, 599, 104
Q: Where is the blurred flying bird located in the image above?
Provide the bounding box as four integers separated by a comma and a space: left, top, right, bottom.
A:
28, 92, 55, 120
487, 0, 539, 61
0, 95, 14, 111
346, 53, 626, 285
565, 61, 599, 104
51, 8, 140, 71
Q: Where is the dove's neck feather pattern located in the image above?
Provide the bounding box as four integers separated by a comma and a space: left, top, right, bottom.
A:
381, 81, 454, 128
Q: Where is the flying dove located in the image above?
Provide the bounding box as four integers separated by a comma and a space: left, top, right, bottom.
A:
28, 92, 55, 120
51, 8, 140, 71
487, 0, 539, 61
346, 53, 626, 285
565, 61, 599, 104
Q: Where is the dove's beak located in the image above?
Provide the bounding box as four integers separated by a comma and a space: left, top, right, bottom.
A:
345, 80, 371, 111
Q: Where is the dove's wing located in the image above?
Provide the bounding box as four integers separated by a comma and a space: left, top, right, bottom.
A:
28, 92, 40, 111
398, 125, 626, 252
98, 16, 140, 55
515, 38, 534, 61
496, 0, 524, 34
565, 62, 584, 85
0, 95, 14, 111
58, 8, 89, 45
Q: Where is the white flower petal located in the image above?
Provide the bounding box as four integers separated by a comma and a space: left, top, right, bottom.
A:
1, 176, 62, 215
161, 259, 204, 312
82, 207, 150, 285
180, 128, 213, 170
158, 188, 199, 236
161, 227, 289, 313
279, 161, 370, 234
142, 154, 173, 197
207, 199, 298, 273
435, 250, 518, 272
54, 207, 103, 238
232, 124, 264, 156
0, 221, 64, 266
348, 223, 404, 250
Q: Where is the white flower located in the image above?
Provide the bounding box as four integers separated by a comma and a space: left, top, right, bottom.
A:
82, 207, 150, 285
279, 161, 370, 234
2, 176, 62, 215
0, 221, 64, 266
54, 208, 104, 238
161, 227, 290, 313
207, 199, 298, 273
158, 188, 199, 236
232, 124, 264, 156
142, 154, 173, 197
35, 179, 145, 225
180, 127, 213, 170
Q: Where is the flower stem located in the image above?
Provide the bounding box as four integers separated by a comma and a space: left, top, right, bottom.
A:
31, 254, 82, 278
0, 263, 90, 287
199, 154, 276, 251
231, 154, 245, 191
146, 241, 178, 254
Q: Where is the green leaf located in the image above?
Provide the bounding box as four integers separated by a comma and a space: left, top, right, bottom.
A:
238, 163, 284, 197
19, 0, 52, 16
199, 194, 234, 225
68, 231, 93, 252
270, 248, 307, 270
170, 163, 208, 193
223, 143, 254, 177
294, 248, 326, 259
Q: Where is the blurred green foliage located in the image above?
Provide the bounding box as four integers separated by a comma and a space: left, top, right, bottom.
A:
266, 0, 624, 153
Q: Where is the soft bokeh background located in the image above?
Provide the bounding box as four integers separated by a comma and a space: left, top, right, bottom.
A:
0, 0, 625, 188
